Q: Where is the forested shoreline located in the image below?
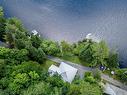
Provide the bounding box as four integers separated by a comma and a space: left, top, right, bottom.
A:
0, 6, 127, 95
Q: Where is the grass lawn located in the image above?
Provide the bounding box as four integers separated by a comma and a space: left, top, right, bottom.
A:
59, 54, 90, 67
103, 70, 120, 81
41, 59, 58, 70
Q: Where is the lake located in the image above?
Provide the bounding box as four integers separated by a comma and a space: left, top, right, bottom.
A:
1, 0, 127, 67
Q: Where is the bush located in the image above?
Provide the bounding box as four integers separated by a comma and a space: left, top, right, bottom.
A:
84, 72, 96, 83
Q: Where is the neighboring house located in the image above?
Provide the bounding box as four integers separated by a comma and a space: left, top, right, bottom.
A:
104, 83, 116, 95
31, 30, 40, 37
48, 62, 78, 83
85, 33, 100, 43
32, 30, 38, 35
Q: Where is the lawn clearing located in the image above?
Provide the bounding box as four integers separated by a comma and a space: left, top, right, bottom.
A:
41, 59, 58, 70
60, 54, 90, 67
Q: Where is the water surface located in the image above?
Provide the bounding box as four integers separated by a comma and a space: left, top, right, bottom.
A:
1, 0, 127, 67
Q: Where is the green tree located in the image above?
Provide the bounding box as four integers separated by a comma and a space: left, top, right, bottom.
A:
15, 39, 26, 49
79, 41, 109, 67
8, 73, 29, 94
67, 80, 102, 95
84, 72, 96, 83
97, 41, 109, 66
115, 69, 127, 83
73, 43, 85, 56
23, 81, 50, 95
31, 35, 42, 48
0, 47, 10, 59
67, 83, 81, 95
36, 48, 46, 63
6, 49, 28, 64
6, 17, 26, 32
28, 71, 39, 80
79, 42, 95, 66
40, 40, 61, 56
27, 46, 46, 63
61, 41, 72, 54
80, 81, 102, 95
92, 69, 101, 82
107, 51, 119, 68
0, 7, 6, 41
5, 24, 16, 47
46, 74, 64, 88
0, 7, 4, 17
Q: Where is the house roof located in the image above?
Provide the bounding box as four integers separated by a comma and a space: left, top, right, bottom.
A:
59, 62, 78, 83
104, 84, 116, 95
48, 62, 78, 83
85, 33, 100, 43
48, 64, 61, 74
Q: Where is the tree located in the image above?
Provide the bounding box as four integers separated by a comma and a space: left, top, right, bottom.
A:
73, 43, 85, 56
80, 81, 102, 95
27, 46, 46, 63
92, 69, 101, 82
8, 73, 29, 94
40, 40, 61, 56
5, 24, 16, 47
23, 81, 50, 95
11, 61, 43, 77
28, 71, 39, 80
107, 51, 119, 68
6, 49, 28, 64
6, 17, 26, 32
15, 39, 26, 49
84, 72, 96, 83
0, 47, 10, 59
97, 41, 109, 66
14, 30, 27, 39
36, 48, 46, 63
0, 7, 6, 41
0, 48, 28, 64
67, 83, 81, 95
115, 69, 127, 83
0, 7, 4, 17
79, 41, 109, 67
67, 80, 102, 95
31, 35, 42, 48
61, 41, 72, 55
5, 17, 28, 48
79, 42, 95, 66
46, 74, 64, 88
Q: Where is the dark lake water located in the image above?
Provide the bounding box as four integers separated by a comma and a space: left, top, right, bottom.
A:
0, 0, 127, 67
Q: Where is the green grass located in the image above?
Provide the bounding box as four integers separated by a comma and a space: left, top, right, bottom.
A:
103, 70, 120, 81
41, 59, 58, 70
60, 54, 90, 67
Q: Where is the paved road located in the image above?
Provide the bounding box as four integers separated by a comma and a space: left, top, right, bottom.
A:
47, 56, 127, 91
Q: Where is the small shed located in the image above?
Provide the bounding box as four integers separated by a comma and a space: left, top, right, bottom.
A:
48, 62, 78, 83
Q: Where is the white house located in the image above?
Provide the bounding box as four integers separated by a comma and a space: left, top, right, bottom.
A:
32, 30, 38, 35
31, 30, 41, 37
85, 33, 100, 43
48, 62, 78, 83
